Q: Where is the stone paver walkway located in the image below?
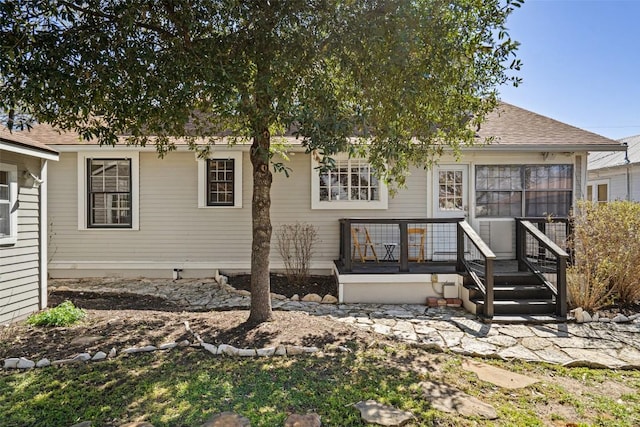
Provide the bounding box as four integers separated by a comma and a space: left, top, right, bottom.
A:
51, 278, 640, 369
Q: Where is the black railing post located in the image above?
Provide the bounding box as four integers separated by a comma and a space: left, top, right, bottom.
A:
515, 218, 526, 271
557, 255, 567, 318
399, 222, 409, 272
456, 222, 465, 272
485, 258, 494, 319
343, 219, 352, 272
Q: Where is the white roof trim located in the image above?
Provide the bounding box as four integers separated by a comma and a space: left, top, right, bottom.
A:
0, 141, 59, 161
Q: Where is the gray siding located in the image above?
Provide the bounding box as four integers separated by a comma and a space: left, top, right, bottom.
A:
0, 152, 41, 323
588, 164, 640, 202
48, 149, 586, 277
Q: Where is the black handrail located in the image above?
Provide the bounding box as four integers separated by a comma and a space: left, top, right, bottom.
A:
457, 221, 496, 318
515, 219, 569, 318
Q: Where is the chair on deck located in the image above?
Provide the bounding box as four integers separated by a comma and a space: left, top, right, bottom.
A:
351, 227, 378, 262
408, 227, 427, 262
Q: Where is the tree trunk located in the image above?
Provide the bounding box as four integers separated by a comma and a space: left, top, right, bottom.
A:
248, 128, 274, 323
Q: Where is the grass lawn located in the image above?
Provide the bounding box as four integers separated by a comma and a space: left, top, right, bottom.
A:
1, 345, 639, 426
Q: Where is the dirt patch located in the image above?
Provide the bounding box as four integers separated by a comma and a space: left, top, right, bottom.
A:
228, 273, 337, 298
1, 291, 377, 362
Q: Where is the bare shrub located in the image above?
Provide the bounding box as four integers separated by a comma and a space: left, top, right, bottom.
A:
568, 200, 640, 309
276, 222, 319, 285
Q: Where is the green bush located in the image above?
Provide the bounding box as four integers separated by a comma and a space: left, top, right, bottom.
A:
568, 200, 640, 310
26, 301, 86, 327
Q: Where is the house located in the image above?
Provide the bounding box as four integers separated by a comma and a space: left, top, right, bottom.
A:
21, 103, 624, 319
587, 134, 640, 202
0, 130, 59, 323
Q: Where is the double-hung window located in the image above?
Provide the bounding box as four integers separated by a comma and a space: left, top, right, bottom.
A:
78, 152, 139, 230
197, 151, 243, 208
0, 163, 18, 244
587, 180, 609, 204
475, 165, 573, 217
311, 155, 388, 209
87, 158, 132, 227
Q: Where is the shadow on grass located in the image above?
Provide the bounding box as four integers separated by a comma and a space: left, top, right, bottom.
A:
0, 350, 440, 427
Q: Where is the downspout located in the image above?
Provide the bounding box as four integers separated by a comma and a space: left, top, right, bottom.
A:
39, 159, 48, 309
624, 143, 630, 200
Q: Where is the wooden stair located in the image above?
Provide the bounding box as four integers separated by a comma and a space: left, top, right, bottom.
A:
463, 269, 565, 323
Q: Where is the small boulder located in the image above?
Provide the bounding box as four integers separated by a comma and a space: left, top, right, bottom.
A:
91, 352, 107, 361
291, 294, 300, 301
256, 347, 276, 357
217, 344, 239, 356
237, 349, 257, 357
202, 343, 218, 355
582, 312, 592, 323
354, 400, 414, 426
301, 293, 322, 303
17, 358, 35, 369
612, 314, 630, 323
36, 358, 51, 368
286, 346, 305, 355
275, 345, 287, 356
73, 353, 92, 362
321, 295, 338, 304
3, 358, 19, 369
108, 348, 117, 358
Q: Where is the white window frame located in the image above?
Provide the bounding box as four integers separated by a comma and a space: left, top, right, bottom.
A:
197, 151, 243, 208
587, 179, 609, 204
311, 154, 388, 210
0, 162, 18, 245
77, 152, 140, 230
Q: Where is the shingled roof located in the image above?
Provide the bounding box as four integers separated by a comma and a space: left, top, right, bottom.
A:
8, 102, 626, 152
475, 103, 624, 151
0, 128, 59, 157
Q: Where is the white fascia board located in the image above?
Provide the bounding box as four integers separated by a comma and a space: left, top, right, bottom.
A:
0, 142, 59, 161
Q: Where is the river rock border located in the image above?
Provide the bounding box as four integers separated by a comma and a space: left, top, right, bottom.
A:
2, 319, 351, 371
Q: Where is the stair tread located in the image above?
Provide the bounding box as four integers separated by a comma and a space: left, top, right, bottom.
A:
481, 315, 566, 324
472, 299, 555, 305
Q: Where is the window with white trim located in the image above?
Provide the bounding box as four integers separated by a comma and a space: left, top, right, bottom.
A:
311, 155, 388, 209
197, 151, 243, 208
77, 152, 139, 230
475, 164, 573, 217
587, 180, 609, 204
0, 163, 18, 245
87, 158, 132, 227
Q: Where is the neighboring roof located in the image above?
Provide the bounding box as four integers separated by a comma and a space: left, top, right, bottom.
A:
475, 103, 625, 152
11, 103, 626, 154
0, 128, 59, 161
588, 134, 640, 170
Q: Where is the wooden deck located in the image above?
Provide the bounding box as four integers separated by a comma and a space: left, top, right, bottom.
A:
334, 259, 521, 275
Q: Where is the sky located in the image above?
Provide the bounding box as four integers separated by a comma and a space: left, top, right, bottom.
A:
498, 0, 640, 140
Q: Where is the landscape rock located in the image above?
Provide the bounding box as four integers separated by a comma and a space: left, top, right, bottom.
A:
290, 294, 300, 301
202, 343, 218, 355
91, 351, 107, 361
612, 314, 629, 323
354, 400, 414, 426
217, 344, 240, 356
108, 348, 117, 358
4, 358, 19, 369
17, 357, 35, 369
271, 293, 287, 300
51, 358, 76, 366
462, 359, 539, 389
177, 340, 191, 347
286, 346, 305, 355
235, 289, 251, 297
572, 307, 584, 323
74, 353, 92, 362
301, 293, 322, 303
275, 345, 287, 356
201, 412, 251, 427
256, 347, 276, 357
36, 358, 51, 368
284, 413, 321, 427
158, 342, 177, 350
69, 422, 92, 427
321, 295, 338, 304
582, 312, 592, 323
124, 345, 157, 354
237, 349, 257, 357
422, 381, 497, 419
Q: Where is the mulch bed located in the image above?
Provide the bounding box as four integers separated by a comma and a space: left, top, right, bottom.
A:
228, 273, 338, 298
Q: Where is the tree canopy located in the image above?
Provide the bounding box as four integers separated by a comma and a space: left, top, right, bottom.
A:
0, 0, 522, 322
